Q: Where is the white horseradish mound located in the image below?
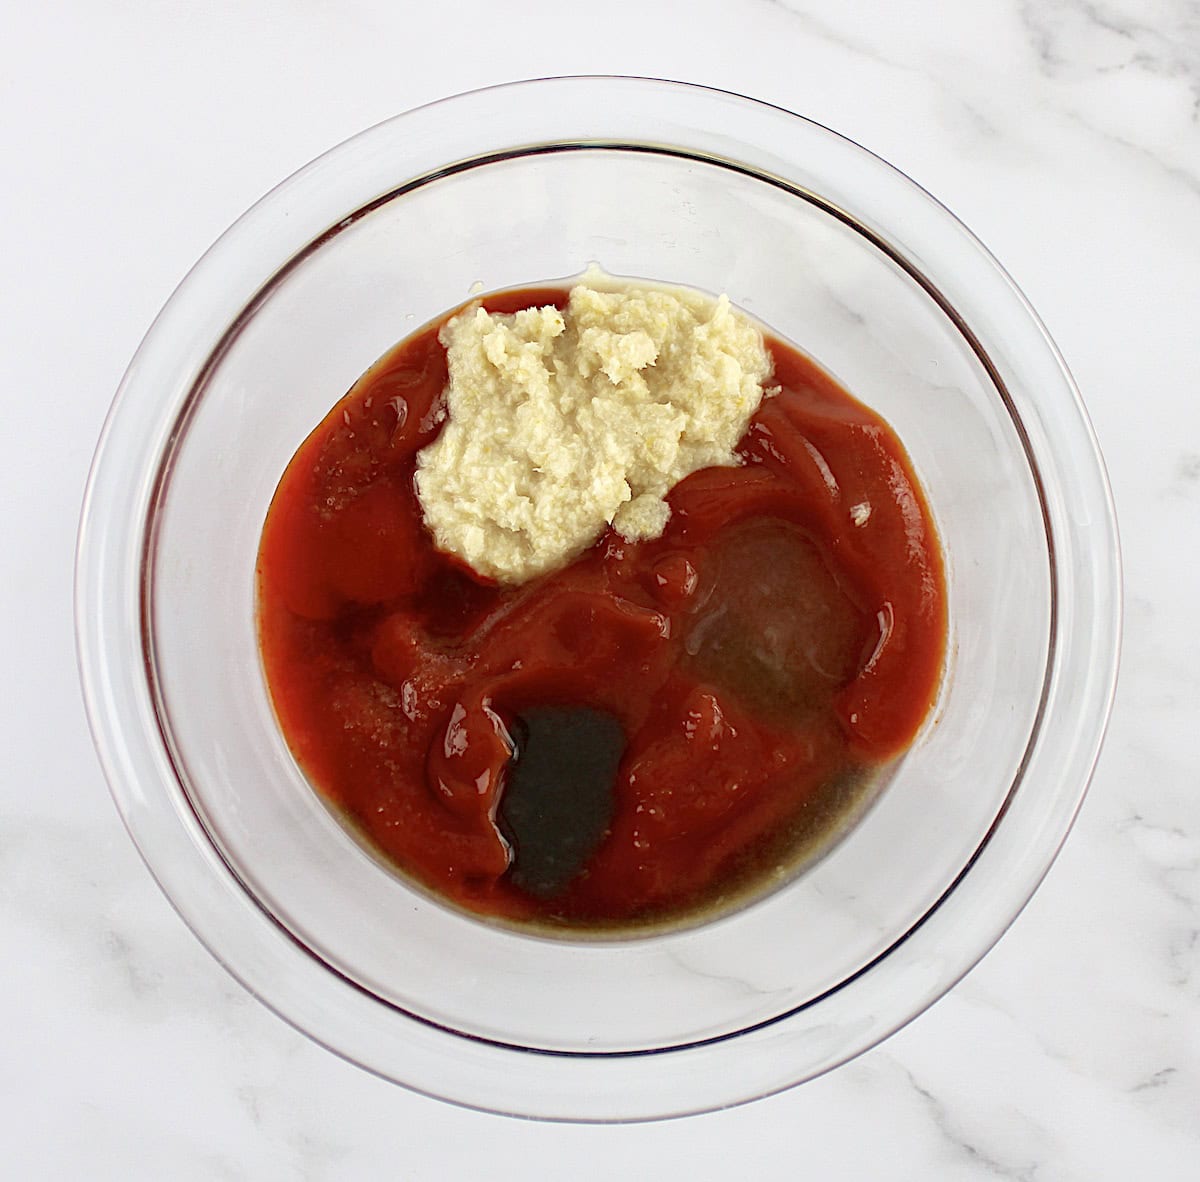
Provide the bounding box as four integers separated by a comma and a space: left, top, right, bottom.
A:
414, 278, 775, 584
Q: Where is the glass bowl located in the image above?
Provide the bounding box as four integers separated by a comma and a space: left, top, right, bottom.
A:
76, 77, 1120, 1121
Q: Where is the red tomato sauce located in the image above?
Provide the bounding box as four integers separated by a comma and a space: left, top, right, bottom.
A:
257, 288, 946, 931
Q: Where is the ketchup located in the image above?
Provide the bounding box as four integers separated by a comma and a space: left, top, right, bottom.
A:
257, 288, 946, 931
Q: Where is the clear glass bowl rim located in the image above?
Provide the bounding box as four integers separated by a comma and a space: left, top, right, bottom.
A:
75, 75, 1121, 1122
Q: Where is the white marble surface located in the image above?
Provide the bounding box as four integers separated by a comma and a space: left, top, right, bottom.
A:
3, 0, 1198, 1175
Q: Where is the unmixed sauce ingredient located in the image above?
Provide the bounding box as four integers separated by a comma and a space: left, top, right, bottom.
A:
415, 278, 773, 583
257, 281, 947, 934
499, 706, 626, 898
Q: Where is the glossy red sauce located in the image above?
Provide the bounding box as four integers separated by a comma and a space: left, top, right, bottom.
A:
257, 287, 946, 930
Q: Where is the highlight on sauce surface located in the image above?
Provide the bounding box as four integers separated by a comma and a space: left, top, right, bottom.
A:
256, 278, 947, 935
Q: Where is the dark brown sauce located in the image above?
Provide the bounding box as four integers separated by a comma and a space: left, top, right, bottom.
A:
498, 706, 626, 899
